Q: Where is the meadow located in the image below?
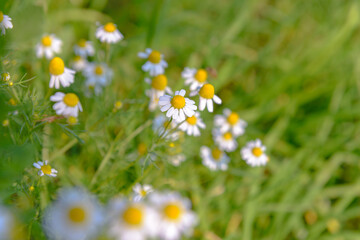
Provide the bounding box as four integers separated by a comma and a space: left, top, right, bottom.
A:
1, 0, 360, 239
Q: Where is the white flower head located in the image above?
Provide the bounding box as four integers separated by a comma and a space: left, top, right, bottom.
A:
138, 48, 168, 76
83, 62, 113, 95
50, 92, 83, 117
182, 67, 209, 91
152, 115, 180, 141
43, 187, 104, 240
33, 160, 58, 177
197, 83, 222, 112
0, 11, 13, 35
73, 39, 94, 57
149, 192, 198, 240
71, 55, 88, 72
36, 34, 62, 59
200, 146, 230, 171
168, 154, 186, 167
159, 89, 197, 122
0, 205, 18, 239
132, 184, 154, 202
213, 129, 238, 152
107, 198, 159, 240
145, 74, 173, 111
49, 57, 76, 89
178, 112, 205, 136
241, 139, 269, 167
214, 109, 247, 137
96, 22, 123, 44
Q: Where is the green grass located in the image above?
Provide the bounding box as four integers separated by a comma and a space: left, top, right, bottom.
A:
1, 0, 360, 239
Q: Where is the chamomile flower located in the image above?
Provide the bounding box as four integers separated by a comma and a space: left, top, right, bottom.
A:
33, 160, 57, 177
200, 146, 230, 171
73, 39, 94, 57
159, 89, 197, 122
241, 139, 269, 167
213, 129, 238, 152
152, 115, 179, 141
138, 48, 168, 76
149, 192, 197, 240
107, 199, 159, 240
36, 34, 62, 59
96, 22, 124, 43
49, 57, 76, 89
50, 92, 83, 117
132, 184, 154, 202
168, 154, 186, 167
43, 188, 104, 240
182, 68, 208, 91
67, 116, 78, 126
214, 109, 247, 137
84, 62, 113, 95
178, 112, 205, 136
198, 83, 222, 112
71, 55, 88, 71
1, 72, 10, 82
145, 74, 173, 111
0, 205, 24, 240
0, 11, 13, 35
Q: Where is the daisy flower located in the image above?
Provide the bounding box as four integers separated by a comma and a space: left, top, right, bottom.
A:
153, 115, 179, 141
96, 22, 124, 43
36, 34, 62, 59
149, 192, 197, 240
50, 92, 83, 117
159, 89, 197, 122
213, 129, 238, 152
240, 139, 269, 167
71, 55, 88, 72
107, 198, 159, 240
182, 68, 208, 91
0, 11, 13, 35
200, 146, 230, 171
49, 57, 76, 89
33, 160, 57, 177
1, 72, 10, 82
132, 184, 154, 202
73, 39, 94, 57
138, 48, 168, 76
43, 188, 104, 240
198, 83, 222, 112
83, 62, 113, 95
145, 74, 173, 111
214, 109, 247, 137
178, 112, 205, 136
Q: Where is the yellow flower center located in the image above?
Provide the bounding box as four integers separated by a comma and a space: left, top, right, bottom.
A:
171, 95, 186, 109
122, 206, 143, 226
8, 98, 16, 106
94, 66, 103, 75
1, 72, 10, 81
41, 36, 52, 47
227, 112, 239, 125
151, 74, 167, 90
40, 165, 52, 175
199, 83, 215, 99
2, 119, 9, 127
0, 11, 3, 23
223, 132, 232, 140
140, 190, 147, 197
148, 50, 161, 64
49, 57, 65, 75
104, 22, 116, 33
194, 69, 208, 83
63, 93, 79, 107
164, 203, 182, 221
211, 148, 222, 160
68, 206, 87, 224
67, 116, 78, 125
252, 147, 263, 157
137, 143, 147, 156
114, 101, 122, 109
73, 55, 82, 62
77, 39, 87, 48
186, 116, 197, 125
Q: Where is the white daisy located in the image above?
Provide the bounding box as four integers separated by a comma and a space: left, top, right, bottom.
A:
71, 55, 88, 72
36, 34, 62, 59
214, 109, 247, 137
198, 83, 222, 112
0, 11, 13, 35
213, 129, 238, 152
73, 39, 94, 57
43, 187, 104, 240
153, 115, 179, 141
149, 192, 197, 240
145, 74, 173, 111
33, 160, 58, 177
182, 68, 208, 91
200, 146, 230, 171
49, 57, 76, 89
178, 112, 205, 136
107, 198, 159, 240
168, 154, 186, 167
83, 62, 113, 95
241, 139, 269, 167
96, 22, 124, 44
138, 48, 168, 76
50, 92, 83, 117
159, 89, 197, 122
132, 184, 154, 202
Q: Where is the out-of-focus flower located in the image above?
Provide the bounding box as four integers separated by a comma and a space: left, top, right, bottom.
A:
132, 184, 154, 202
153, 115, 179, 141
138, 48, 168, 76
145, 74, 172, 111
1, 72, 10, 82
83, 63, 113, 95
50, 92, 83, 117
2, 119, 9, 127
326, 218, 340, 234
168, 154, 186, 167
240, 139, 269, 167
0, 205, 24, 240
213, 129, 238, 152
73, 39, 94, 57
198, 83, 221, 112
49, 57, 75, 89
214, 109, 247, 137
96, 22, 123, 44
33, 160, 57, 177
67, 116, 78, 126
71, 55, 88, 72
0, 11, 13, 35
182, 68, 208, 91
178, 112, 205, 136
36, 34, 62, 59
200, 146, 230, 171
